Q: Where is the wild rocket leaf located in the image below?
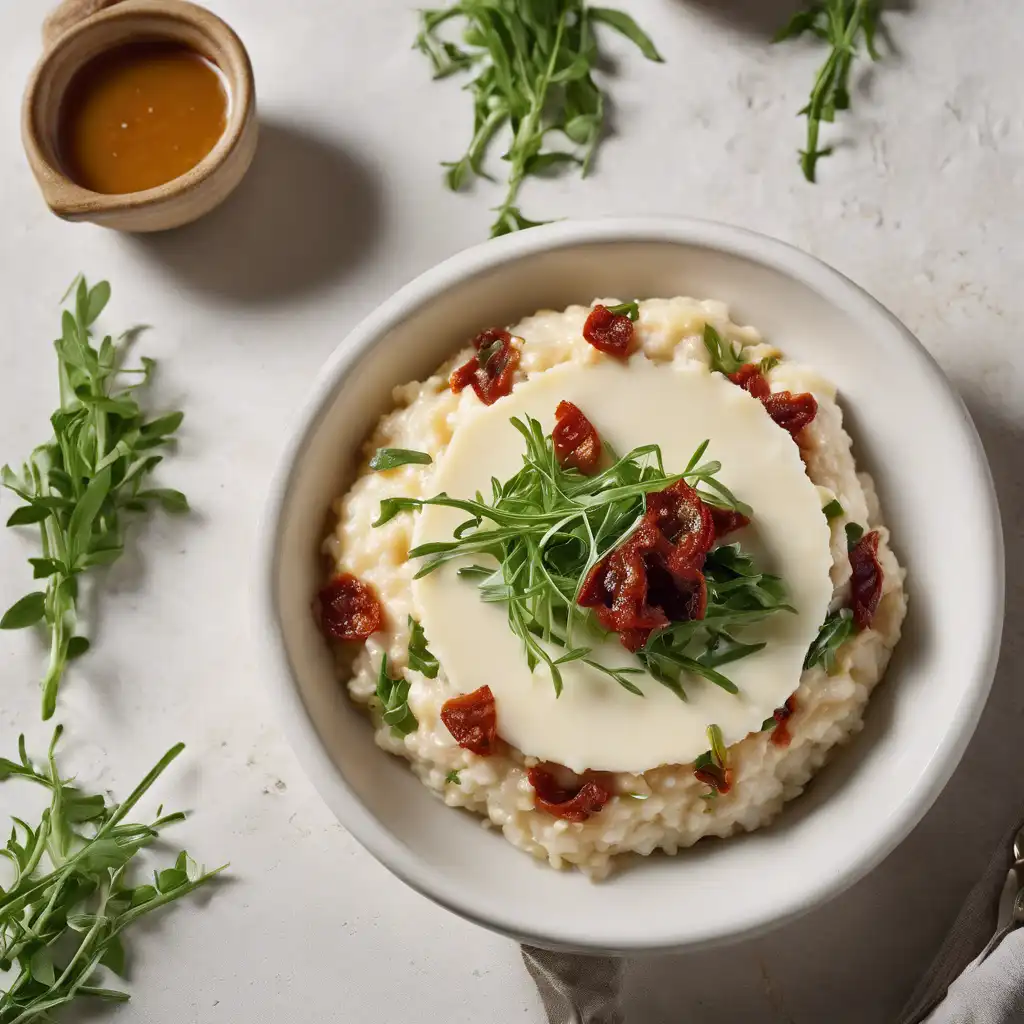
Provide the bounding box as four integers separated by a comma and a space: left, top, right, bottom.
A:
414, 0, 663, 237
369, 448, 433, 472
774, 0, 887, 182
375, 655, 419, 737
1, 278, 187, 719
804, 607, 856, 671
0, 728, 226, 1022
588, 7, 664, 61
703, 324, 747, 376
0, 592, 47, 630
7, 505, 52, 526
407, 617, 440, 679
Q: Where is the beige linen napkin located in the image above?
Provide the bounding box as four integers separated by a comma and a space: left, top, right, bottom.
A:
899, 813, 1024, 1023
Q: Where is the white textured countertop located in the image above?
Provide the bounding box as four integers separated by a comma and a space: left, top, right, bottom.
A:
1, 1, 1021, 1021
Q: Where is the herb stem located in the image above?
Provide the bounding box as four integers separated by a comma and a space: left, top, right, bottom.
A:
2, 279, 187, 719
491, 11, 566, 236
41, 622, 65, 722
51, 876, 112, 996
416, 0, 662, 236
1, 731, 224, 1022
776, 0, 884, 181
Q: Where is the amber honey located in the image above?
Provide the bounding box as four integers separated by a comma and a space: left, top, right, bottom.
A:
58, 40, 228, 195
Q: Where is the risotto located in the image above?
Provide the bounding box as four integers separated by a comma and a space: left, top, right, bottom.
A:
319, 297, 907, 879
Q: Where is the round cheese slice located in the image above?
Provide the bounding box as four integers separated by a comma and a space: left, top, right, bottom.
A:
412, 358, 833, 772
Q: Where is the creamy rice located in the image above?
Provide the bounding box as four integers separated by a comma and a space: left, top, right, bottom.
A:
324, 297, 907, 879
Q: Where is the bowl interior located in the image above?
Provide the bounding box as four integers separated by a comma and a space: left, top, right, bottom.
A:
266, 226, 1002, 952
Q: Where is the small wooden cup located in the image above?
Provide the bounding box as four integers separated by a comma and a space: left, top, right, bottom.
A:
22, 0, 257, 232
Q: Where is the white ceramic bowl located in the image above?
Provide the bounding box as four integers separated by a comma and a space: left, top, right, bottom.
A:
260, 219, 1003, 953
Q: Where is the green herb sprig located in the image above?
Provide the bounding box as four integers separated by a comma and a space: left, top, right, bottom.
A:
775, 0, 884, 182
694, 723, 729, 801
822, 498, 844, 520
380, 415, 789, 699
604, 301, 640, 322
369, 449, 433, 472
1, 279, 187, 719
703, 325, 747, 376
414, 0, 663, 237
638, 543, 794, 700
0, 727, 224, 1022
407, 617, 440, 679
845, 521, 864, 549
803, 520, 869, 671
804, 607, 856, 671
375, 655, 419, 737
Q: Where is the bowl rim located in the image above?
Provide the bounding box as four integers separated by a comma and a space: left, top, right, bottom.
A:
21, 0, 255, 220
258, 217, 1004, 953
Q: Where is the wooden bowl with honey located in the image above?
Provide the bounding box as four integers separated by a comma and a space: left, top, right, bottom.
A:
22, 0, 257, 232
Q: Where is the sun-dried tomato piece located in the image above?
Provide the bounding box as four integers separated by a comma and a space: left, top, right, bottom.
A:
693, 763, 732, 795
728, 364, 818, 437
314, 572, 382, 641
578, 480, 716, 651
528, 764, 611, 822
770, 695, 798, 748
849, 530, 883, 630
582, 305, 634, 357
581, 524, 653, 609
728, 363, 770, 399
614, 626, 657, 654
552, 400, 601, 475
647, 480, 715, 565
648, 561, 707, 624
709, 506, 750, 538
763, 391, 818, 437
578, 559, 610, 609
580, 530, 652, 617
440, 685, 498, 756
582, 542, 670, 652
450, 328, 519, 406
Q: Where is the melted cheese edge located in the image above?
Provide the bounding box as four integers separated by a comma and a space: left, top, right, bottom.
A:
412, 358, 833, 772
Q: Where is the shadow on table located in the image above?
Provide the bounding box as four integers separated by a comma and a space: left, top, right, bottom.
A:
674, 0, 803, 38
128, 119, 382, 306
674, 0, 914, 40
623, 392, 1023, 1023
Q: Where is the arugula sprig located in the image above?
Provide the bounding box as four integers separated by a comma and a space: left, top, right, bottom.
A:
376, 655, 419, 738
1, 279, 187, 720
369, 449, 432, 472
804, 607, 855, 672
414, 0, 663, 237
803, 520, 869, 671
702, 324, 747, 376
694, 723, 729, 801
639, 544, 793, 700
775, 0, 885, 182
822, 498, 844, 520
604, 300, 640, 322
381, 415, 789, 699
407, 618, 440, 679
0, 727, 224, 1022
